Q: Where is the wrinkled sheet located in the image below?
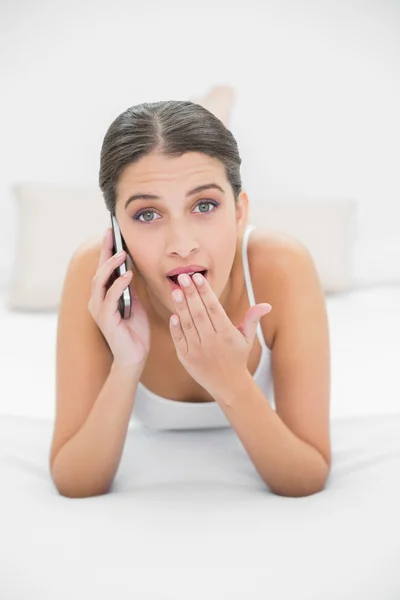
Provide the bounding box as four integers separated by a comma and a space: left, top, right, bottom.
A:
1, 413, 400, 599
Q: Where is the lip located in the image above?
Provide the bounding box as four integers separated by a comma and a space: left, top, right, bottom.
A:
166, 265, 208, 277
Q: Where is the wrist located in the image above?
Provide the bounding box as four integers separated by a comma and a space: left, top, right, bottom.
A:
212, 369, 252, 407
111, 359, 146, 379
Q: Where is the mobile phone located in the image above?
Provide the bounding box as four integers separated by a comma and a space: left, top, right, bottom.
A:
109, 213, 132, 319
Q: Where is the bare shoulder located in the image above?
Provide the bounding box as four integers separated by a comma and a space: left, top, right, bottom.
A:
64, 234, 111, 349
73, 235, 104, 270
248, 227, 320, 349
248, 226, 312, 270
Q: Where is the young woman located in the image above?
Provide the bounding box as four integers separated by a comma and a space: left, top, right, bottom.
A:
49, 88, 331, 499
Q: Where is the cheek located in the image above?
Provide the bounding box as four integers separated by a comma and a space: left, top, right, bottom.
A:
216, 230, 237, 259
132, 251, 161, 283
126, 246, 147, 275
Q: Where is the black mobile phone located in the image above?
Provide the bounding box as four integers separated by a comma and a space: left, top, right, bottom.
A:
109, 213, 132, 319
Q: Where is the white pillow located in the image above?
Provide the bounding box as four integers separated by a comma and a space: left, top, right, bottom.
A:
7, 184, 357, 311
7, 183, 109, 311
249, 197, 358, 294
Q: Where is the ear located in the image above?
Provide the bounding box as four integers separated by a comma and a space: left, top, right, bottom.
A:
235, 190, 249, 232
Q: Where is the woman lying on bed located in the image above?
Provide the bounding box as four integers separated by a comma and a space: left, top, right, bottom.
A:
49, 86, 331, 499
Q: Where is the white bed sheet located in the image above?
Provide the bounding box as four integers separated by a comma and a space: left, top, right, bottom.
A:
1, 284, 400, 599
1, 412, 400, 599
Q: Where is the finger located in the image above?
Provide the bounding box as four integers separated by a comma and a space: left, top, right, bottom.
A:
171, 287, 200, 346
190, 272, 231, 333
177, 274, 214, 340
169, 313, 188, 355
103, 270, 132, 316
98, 226, 126, 275
91, 246, 126, 309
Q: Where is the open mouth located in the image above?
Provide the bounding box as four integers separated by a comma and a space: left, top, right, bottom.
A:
167, 270, 208, 287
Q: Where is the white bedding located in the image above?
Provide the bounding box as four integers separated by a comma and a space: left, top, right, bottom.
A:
1, 284, 400, 599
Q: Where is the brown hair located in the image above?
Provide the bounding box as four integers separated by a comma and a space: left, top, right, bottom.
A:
98, 100, 243, 214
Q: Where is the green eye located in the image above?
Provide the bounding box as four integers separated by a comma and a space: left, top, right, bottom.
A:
139, 210, 156, 222
196, 202, 214, 213
133, 200, 219, 223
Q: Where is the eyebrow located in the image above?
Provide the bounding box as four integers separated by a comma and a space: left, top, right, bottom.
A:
124, 183, 225, 210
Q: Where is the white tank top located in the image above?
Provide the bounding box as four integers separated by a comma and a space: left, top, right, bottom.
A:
131, 223, 274, 430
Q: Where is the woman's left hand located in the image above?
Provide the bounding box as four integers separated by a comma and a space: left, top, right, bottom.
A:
169, 272, 272, 400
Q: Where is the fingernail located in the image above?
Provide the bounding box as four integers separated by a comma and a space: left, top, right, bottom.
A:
179, 274, 191, 287
193, 273, 204, 285
173, 290, 183, 302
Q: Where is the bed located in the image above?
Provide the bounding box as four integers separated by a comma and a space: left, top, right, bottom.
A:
1, 283, 400, 599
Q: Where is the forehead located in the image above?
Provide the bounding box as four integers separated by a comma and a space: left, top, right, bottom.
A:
117, 152, 226, 196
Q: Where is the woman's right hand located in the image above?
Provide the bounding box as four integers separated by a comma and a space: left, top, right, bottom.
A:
88, 227, 151, 369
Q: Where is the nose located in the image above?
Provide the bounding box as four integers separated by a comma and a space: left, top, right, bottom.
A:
165, 228, 200, 258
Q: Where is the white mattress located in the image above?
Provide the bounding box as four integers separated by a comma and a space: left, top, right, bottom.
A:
1, 284, 400, 599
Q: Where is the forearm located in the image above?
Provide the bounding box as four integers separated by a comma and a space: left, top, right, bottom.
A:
214, 372, 330, 497
51, 362, 142, 498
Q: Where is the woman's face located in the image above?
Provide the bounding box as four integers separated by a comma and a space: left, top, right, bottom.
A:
115, 151, 248, 327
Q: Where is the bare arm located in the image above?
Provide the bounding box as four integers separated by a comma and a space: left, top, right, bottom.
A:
50, 362, 142, 498
214, 241, 331, 497
215, 371, 330, 497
